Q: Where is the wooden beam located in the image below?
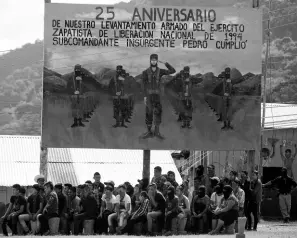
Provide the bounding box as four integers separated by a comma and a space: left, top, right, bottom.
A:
247, 150, 256, 178
143, 150, 150, 180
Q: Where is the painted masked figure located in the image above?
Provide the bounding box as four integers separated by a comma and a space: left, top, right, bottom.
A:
177, 66, 194, 128
70, 64, 85, 128
141, 54, 176, 140
110, 65, 130, 128
221, 67, 233, 130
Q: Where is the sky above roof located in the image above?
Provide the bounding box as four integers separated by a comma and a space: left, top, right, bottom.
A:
0, 0, 130, 52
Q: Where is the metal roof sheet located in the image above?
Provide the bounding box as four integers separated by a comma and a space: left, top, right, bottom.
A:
0, 135, 40, 162
48, 149, 182, 186
0, 161, 40, 186
261, 103, 297, 129
47, 162, 79, 186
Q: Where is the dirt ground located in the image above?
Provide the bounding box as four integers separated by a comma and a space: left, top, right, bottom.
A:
2, 221, 296, 238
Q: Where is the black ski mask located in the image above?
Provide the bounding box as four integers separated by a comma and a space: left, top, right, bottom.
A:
281, 168, 287, 178
150, 54, 158, 68
198, 186, 206, 198
74, 64, 82, 77
196, 165, 204, 177
183, 66, 190, 78
223, 185, 233, 199
116, 65, 123, 76
167, 186, 175, 200
215, 185, 223, 195
225, 67, 231, 80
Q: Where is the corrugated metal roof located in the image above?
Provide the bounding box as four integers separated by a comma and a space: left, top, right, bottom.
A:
0, 135, 40, 162
48, 149, 182, 186
47, 162, 79, 186
0, 161, 40, 186
0, 136, 40, 186
261, 103, 297, 129
0, 136, 182, 186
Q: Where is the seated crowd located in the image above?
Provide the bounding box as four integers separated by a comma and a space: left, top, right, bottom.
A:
0, 165, 262, 236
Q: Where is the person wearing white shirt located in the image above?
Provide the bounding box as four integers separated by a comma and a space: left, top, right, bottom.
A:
108, 184, 131, 234
210, 184, 224, 230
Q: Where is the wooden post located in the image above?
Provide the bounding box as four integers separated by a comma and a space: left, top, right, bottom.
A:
247, 150, 256, 178
143, 150, 150, 180
260, 0, 272, 177
40, 147, 48, 181
40, 0, 50, 181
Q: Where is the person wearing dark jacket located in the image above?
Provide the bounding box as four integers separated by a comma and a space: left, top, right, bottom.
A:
19, 184, 43, 234
120, 191, 150, 235
73, 184, 97, 235
164, 186, 179, 235
0, 184, 26, 236
54, 183, 68, 234
38, 182, 59, 235
263, 167, 297, 223
146, 183, 166, 235
240, 171, 251, 228
247, 171, 262, 231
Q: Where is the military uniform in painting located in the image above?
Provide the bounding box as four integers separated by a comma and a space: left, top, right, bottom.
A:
141, 54, 176, 140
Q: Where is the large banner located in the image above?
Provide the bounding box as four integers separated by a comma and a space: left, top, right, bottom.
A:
42, 3, 262, 150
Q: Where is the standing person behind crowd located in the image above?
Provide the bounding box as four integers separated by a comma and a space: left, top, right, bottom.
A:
19, 184, 43, 235
164, 186, 179, 235
196, 165, 208, 189
263, 167, 297, 223
38, 182, 59, 235
147, 183, 166, 235
109, 184, 131, 234
229, 171, 238, 187
0, 184, 26, 236
232, 178, 245, 217
209, 185, 239, 235
54, 184, 68, 234
65, 187, 80, 235
191, 185, 209, 234
120, 191, 150, 235
247, 171, 262, 231
151, 166, 163, 192
131, 184, 141, 212
240, 170, 251, 229
206, 165, 216, 197
280, 144, 297, 178
182, 180, 189, 198
73, 184, 97, 235
93, 172, 105, 214
176, 185, 190, 234
167, 171, 179, 188
97, 182, 117, 234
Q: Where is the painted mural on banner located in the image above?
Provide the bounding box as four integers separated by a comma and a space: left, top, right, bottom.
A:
42, 3, 262, 150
